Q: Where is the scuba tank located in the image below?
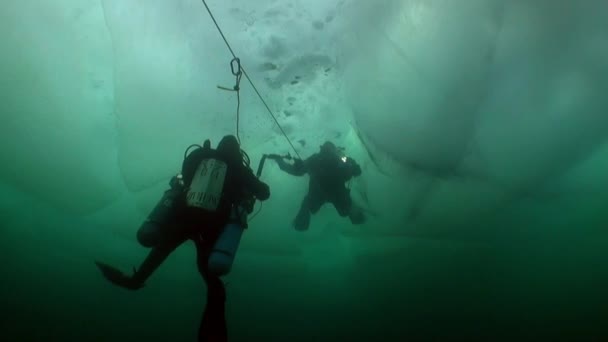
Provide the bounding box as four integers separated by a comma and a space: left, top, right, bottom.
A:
136, 174, 184, 248
139, 141, 208, 248
207, 205, 248, 276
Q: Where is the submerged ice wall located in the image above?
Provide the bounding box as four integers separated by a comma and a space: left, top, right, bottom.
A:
342, 0, 608, 239
0, 0, 123, 215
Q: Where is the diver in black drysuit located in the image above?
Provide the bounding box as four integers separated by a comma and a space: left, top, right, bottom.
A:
267, 141, 365, 231
95, 135, 270, 342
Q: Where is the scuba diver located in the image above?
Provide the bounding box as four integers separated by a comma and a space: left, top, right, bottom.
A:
267, 141, 365, 231
95, 135, 270, 342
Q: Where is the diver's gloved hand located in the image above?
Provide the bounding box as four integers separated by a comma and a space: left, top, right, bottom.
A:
266, 154, 282, 160
95, 261, 144, 291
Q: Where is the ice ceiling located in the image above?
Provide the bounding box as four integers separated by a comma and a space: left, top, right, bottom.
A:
1, 0, 607, 241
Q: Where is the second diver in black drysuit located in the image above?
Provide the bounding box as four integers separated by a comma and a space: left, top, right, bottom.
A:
267, 141, 365, 231
95, 135, 270, 342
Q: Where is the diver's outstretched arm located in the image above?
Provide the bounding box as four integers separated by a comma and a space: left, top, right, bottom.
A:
268, 154, 308, 176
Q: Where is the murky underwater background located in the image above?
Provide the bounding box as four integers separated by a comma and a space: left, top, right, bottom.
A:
1, 0, 608, 341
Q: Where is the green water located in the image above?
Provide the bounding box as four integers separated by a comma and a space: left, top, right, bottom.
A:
1, 0, 608, 341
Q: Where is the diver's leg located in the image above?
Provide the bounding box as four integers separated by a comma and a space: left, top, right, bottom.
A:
137, 189, 183, 247
294, 193, 325, 231
137, 219, 187, 248
293, 195, 311, 231
132, 230, 186, 285
294, 190, 326, 231
332, 190, 366, 225
349, 205, 366, 225
137, 221, 163, 248
198, 275, 227, 342
196, 237, 228, 342
331, 189, 352, 218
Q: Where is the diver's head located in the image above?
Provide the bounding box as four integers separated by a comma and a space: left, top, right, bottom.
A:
320, 141, 338, 155
320, 141, 347, 159
217, 135, 241, 163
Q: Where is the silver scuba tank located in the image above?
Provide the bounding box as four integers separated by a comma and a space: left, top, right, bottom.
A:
136, 174, 184, 248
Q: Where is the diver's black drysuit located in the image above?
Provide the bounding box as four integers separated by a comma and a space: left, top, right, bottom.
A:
269, 142, 364, 231
96, 135, 270, 342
